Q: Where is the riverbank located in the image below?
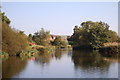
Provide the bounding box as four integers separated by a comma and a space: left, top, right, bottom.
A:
72, 42, 120, 57
0, 44, 56, 59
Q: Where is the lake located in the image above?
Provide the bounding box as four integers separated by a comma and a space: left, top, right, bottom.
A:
2, 49, 119, 78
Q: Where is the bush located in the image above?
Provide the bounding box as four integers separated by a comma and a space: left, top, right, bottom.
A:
19, 50, 38, 57
38, 46, 55, 54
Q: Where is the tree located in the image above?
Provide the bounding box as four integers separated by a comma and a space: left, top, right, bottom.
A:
52, 36, 68, 48
28, 34, 33, 42
33, 28, 51, 46
2, 12, 28, 55
107, 30, 118, 42
69, 21, 119, 49
52, 36, 61, 46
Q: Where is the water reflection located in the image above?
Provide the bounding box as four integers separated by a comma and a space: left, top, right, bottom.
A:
34, 52, 53, 66
2, 57, 27, 78
72, 50, 110, 71
34, 50, 72, 65
54, 49, 62, 60
2, 50, 118, 78
54, 49, 72, 60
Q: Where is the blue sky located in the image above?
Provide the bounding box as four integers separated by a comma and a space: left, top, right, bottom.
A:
2, 2, 118, 35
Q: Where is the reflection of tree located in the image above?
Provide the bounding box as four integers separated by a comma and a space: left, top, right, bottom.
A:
2, 57, 27, 78
54, 49, 62, 60
35, 53, 53, 65
54, 50, 72, 60
72, 50, 110, 70
35, 50, 72, 66
99, 46, 120, 57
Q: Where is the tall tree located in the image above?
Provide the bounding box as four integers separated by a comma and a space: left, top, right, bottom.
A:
33, 28, 51, 46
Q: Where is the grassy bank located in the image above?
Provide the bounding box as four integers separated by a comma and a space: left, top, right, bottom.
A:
19, 45, 55, 57
1, 44, 56, 59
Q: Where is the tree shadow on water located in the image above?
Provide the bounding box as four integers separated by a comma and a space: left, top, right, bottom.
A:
72, 50, 111, 72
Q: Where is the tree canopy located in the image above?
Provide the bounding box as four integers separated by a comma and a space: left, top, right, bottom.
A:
33, 28, 51, 46
68, 21, 119, 49
52, 36, 68, 48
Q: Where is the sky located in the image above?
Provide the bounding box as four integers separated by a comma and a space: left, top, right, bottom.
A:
2, 2, 118, 35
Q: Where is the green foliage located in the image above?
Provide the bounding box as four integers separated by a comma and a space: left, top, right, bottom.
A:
0, 52, 9, 60
68, 41, 74, 45
2, 13, 28, 55
69, 21, 119, 49
33, 28, 51, 46
52, 36, 68, 48
28, 34, 33, 42
19, 50, 38, 57
108, 30, 119, 42
52, 36, 61, 46
2, 12, 11, 24
38, 46, 55, 54
118, 37, 120, 42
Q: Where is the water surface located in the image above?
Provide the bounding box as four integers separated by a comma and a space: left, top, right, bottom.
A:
2, 50, 118, 78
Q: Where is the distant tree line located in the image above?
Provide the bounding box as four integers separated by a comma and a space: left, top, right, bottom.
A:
68, 21, 119, 49
28, 28, 68, 48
